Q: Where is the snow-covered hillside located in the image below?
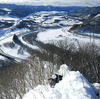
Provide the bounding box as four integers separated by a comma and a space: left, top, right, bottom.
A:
21, 64, 100, 99
0, 11, 82, 62
0, 10, 100, 68
0, 29, 30, 61
0, 6, 100, 99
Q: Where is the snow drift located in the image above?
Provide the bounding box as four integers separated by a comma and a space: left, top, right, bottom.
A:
22, 64, 99, 99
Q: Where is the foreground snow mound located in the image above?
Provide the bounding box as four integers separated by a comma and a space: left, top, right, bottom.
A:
22, 64, 98, 99
92, 83, 100, 95
57, 64, 71, 76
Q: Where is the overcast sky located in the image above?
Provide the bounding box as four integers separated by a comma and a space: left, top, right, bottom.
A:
0, 0, 100, 7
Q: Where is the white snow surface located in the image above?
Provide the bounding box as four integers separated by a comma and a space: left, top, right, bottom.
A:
0, 16, 19, 21
22, 64, 99, 99
0, 29, 31, 60
0, 44, 29, 59
92, 83, 100, 94
1, 8, 11, 12
37, 27, 100, 46
0, 55, 6, 60
19, 34, 39, 50
28, 11, 81, 27
94, 14, 100, 19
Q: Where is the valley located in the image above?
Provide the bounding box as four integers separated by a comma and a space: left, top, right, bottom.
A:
0, 4, 99, 99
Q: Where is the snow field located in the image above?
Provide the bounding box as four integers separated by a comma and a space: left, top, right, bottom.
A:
37, 27, 100, 47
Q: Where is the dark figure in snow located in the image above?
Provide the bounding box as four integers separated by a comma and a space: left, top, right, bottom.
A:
48, 74, 63, 88
13, 34, 23, 46
13, 34, 18, 42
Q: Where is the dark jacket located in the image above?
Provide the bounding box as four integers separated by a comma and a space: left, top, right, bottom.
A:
48, 74, 63, 88
54, 74, 63, 83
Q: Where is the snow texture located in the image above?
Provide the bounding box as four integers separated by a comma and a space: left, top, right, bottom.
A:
92, 83, 100, 95
22, 64, 99, 99
37, 27, 100, 46
0, 29, 30, 60
0, 16, 19, 21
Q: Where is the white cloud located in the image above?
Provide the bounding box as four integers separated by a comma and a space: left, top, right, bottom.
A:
0, 0, 100, 6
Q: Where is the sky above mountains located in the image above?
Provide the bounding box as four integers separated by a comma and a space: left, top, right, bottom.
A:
0, 0, 100, 7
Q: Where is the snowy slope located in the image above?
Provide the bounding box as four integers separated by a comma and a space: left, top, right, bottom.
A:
0, 11, 82, 61
21, 11, 81, 29
0, 11, 100, 62
0, 35, 29, 60
22, 64, 99, 99
0, 29, 38, 62
0, 16, 18, 21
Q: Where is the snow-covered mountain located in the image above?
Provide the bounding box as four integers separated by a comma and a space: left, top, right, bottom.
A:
0, 5, 100, 69
0, 10, 82, 67
68, 6, 100, 21
0, 4, 100, 99
21, 64, 100, 99
69, 13, 100, 35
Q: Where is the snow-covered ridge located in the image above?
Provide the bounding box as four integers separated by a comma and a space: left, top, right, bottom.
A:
22, 64, 99, 99
1, 8, 11, 12
0, 11, 82, 61
0, 16, 19, 21
0, 29, 30, 61
24, 11, 81, 27
94, 14, 100, 19
0, 11, 100, 62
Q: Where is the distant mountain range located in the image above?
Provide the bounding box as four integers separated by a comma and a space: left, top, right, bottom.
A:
0, 4, 85, 17
68, 6, 100, 21
69, 7, 100, 34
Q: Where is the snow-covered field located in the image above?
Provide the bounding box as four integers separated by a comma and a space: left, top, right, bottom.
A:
37, 27, 100, 46
21, 64, 100, 99
0, 16, 19, 21
1, 26, 100, 61
0, 29, 30, 60
27, 11, 82, 27
0, 11, 83, 61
